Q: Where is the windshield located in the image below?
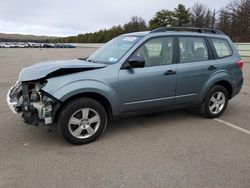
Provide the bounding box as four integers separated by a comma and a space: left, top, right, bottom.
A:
88, 36, 142, 64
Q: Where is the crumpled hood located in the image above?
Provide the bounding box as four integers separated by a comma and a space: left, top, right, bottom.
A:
18, 59, 107, 81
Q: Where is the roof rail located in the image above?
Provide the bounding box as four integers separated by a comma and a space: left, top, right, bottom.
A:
150, 27, 224, 35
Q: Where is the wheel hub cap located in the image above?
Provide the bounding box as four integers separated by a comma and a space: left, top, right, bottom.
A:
209, 91, 226, 114
68, 108, 100, 139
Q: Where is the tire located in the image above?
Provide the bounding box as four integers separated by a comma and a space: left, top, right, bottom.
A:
200, 85, 229, 118
58, 98, 107, 145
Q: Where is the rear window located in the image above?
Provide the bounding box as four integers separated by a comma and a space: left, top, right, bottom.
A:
211, 38, 232, 58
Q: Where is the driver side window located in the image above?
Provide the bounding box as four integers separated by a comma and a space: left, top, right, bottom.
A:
133, 37, 173, 67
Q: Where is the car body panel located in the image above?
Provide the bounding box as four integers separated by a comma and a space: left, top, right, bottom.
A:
18, 59, 107, 81
118, 64, 177, 112
199, 71, 234, 101
175, 60, 219, 105
41, 64, 120, 115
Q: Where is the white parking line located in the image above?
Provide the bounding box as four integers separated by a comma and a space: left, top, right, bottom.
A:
214, 118, 250, 135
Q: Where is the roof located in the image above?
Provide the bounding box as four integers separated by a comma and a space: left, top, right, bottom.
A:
150, 27, 224, 34
121, 27, 226, 38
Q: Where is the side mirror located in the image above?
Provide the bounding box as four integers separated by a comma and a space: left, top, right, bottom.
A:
127, 56, 145, 68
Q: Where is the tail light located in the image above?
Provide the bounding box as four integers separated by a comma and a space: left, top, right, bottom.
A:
236, 60, 244, 70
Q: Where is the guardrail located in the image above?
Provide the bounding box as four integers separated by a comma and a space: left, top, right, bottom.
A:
235, 43, 250, 57
234, 43, 250, 62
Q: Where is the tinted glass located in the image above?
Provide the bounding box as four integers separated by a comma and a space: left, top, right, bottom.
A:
179, 37, 208, 63
133, 37, 173, 67
212, 38, 232, 58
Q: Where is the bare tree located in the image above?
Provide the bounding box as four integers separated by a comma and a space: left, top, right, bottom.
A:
217, 0, 250, 41
217, 8, 232, 35
204, 9, 212, 28
211, 9, 217, 28
123, 16, 148, 33
191, 3, 208, 27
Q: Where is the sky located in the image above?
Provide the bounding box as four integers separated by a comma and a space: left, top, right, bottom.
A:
0, 0, 229, 37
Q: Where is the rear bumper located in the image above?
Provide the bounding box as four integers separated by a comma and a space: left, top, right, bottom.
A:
232, 78, 243, 98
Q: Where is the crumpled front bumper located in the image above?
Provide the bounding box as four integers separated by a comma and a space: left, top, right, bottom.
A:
6, 82, 22, 114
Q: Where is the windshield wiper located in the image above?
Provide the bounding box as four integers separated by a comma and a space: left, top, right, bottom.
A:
86, 59, 95, 63
78, 57, 87, 61
78, 57, 95, 63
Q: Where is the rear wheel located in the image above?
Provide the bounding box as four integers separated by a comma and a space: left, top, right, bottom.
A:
200, 85, 228, 118
58, 98, 107, 145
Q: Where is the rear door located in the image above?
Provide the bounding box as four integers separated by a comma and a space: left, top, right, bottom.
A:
175, 36, 218, 105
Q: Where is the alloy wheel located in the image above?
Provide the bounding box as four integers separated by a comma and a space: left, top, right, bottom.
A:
68, 108, 100, 139
208, 91, 226, 114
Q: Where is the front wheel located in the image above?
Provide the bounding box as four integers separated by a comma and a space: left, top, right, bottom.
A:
58, 98, 107, 145
200, 85, 229, 118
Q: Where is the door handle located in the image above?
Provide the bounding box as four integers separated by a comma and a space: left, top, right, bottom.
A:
207, 65, 217, 70
164, 70, 176, 76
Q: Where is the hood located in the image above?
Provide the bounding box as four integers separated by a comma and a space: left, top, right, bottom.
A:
18, 59, 107, 81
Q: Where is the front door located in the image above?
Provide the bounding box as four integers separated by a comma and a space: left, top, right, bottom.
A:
118, 37, 177, 112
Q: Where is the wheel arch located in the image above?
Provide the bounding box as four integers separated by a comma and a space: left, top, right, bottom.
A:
201, 79, 233, 103
213, 80, 233, 99
200, 70, 234, 103
54, 92, 114, 123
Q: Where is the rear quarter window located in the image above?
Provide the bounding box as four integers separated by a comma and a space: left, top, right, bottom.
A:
211, 38, 232, 58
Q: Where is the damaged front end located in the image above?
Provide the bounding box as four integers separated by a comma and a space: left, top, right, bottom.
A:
7, 59, 107, 127
7, 80, 59, 126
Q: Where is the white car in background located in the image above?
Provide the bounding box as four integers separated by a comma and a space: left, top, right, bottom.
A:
28, 42, 40, 48
2, 42, 14, 48
17, 43, 28, 48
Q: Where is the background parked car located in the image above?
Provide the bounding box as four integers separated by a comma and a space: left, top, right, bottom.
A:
42, 43, 54, 48
18, 43, 28, 48
0, 42, 76, 48
2, 42, 14, 48
64, 44, 76, 48
28, 42, 40, 48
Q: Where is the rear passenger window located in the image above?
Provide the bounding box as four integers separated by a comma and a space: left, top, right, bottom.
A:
211, 38, 232, 58
179, 37, 209, 63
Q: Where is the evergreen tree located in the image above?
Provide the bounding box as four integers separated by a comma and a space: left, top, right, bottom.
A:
174, 4, 191, 26
149, 10, 175, 29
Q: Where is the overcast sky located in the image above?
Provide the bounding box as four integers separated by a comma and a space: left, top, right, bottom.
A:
0, 0, 229, 36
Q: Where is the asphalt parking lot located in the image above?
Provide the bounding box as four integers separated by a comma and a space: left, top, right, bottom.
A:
0, 48, 250, 188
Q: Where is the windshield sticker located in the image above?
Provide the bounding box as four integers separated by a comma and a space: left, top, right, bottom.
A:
123, 37, 138, 42
108, 57, 118, 62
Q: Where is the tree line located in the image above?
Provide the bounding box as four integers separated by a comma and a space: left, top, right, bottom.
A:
50, 0, 250, 43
